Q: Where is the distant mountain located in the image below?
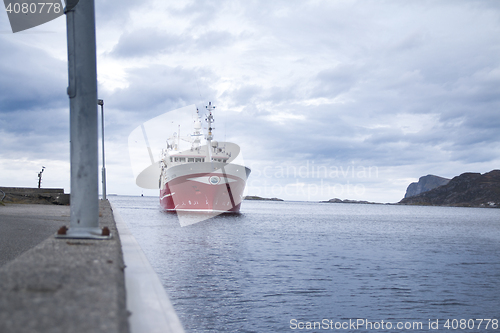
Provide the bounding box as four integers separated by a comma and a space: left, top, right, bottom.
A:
404, 175, 450, 198
399, 170, 500, 207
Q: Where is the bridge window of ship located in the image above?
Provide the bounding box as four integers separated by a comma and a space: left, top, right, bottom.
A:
188, 158, 195, 162
195, 158, 203, 162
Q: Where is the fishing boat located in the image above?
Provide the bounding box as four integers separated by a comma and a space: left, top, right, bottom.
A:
158, 102, 251, 212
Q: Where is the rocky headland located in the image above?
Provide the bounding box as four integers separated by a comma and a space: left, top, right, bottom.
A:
399, 170, 500, 207
404, 174, 450, 198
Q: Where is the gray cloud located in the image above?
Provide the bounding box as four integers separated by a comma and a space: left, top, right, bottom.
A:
102, 65, 217, 114
110, 29, 187, 58
110, 28, 239, 59
0, 37, 66, 112
312, 65, 362, 99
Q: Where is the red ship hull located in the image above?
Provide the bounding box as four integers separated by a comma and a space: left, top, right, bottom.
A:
160, 163, 250, 213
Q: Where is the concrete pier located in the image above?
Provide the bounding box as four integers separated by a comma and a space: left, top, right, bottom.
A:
0, 200, 184, 333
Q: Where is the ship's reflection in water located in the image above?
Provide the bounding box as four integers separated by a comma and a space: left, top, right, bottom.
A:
163, 209, 242, 227
110, 196, 500, 333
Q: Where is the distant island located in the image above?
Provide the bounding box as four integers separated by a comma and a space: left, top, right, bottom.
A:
321, 198, 380, 204
244, 196, 284, 201
400, 170, 500, 208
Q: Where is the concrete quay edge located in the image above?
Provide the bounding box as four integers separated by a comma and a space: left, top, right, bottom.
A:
110, 200, 185, 333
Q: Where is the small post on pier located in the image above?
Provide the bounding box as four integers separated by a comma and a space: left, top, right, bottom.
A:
57, 0, 110, 239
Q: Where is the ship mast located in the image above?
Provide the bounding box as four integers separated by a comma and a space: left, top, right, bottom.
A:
205, 102, 215, 162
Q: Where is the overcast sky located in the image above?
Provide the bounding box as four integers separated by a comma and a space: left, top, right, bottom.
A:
1, 0, 500, 203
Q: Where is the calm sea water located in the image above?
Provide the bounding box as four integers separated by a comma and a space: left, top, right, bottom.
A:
109, 196, 500, 332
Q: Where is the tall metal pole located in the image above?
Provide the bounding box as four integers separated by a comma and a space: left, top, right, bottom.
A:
58, 0, 110, 239
98, 99, 106, 200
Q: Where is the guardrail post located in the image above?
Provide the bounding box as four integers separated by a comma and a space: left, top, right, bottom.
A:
57, 0, 111, 239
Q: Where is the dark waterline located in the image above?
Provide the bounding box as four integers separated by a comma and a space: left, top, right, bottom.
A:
110, 196, 500, 332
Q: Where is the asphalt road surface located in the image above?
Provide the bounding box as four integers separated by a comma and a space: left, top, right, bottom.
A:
0, 204, 69, 267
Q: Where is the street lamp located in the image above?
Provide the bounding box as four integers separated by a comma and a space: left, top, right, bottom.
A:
98, 99, 106, 200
